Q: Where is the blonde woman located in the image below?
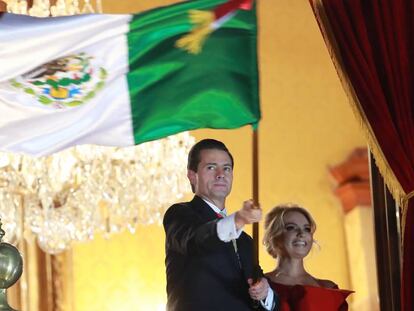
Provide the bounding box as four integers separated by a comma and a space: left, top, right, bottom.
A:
262, 204, 353, 310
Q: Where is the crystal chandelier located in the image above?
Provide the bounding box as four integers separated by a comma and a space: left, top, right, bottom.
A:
0, 132, 194, 254
4, 0, 102, 17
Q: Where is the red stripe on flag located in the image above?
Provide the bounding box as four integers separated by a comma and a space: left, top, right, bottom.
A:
214, 0, 253, 20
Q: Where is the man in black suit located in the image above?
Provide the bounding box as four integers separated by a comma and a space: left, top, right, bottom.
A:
163, 139, 276, 310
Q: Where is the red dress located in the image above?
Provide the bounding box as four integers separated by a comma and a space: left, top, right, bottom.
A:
270, 282, 353, 311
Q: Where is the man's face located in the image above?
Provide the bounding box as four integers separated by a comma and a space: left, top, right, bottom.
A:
188, 149, 233, 204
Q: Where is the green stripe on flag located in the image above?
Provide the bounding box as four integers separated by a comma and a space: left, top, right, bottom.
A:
126, 0, 259, 144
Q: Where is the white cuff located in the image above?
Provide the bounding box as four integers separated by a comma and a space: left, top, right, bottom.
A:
216, 213, 243, 242
260, 287, 274, 310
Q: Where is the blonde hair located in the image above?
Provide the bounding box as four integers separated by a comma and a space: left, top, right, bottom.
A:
263, 203, 317, 259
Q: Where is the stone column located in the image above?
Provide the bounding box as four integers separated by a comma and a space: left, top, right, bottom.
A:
330, 148, 379, 311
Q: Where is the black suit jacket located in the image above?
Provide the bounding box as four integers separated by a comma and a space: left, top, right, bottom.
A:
163, 195, 260, 311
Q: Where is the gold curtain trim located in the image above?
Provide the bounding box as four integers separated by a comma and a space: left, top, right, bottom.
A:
401, 191, 414, 234
310, 0, 408, 237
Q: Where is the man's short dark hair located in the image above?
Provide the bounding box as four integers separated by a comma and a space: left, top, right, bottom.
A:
187, 139, 234, 172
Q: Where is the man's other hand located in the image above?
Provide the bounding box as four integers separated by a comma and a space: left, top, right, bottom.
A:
248, 277, 270, 301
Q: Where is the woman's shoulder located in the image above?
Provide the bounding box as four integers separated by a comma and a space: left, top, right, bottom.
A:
264, 271, 278, 282
264, 272, 285, 290
315, 278, 338, 289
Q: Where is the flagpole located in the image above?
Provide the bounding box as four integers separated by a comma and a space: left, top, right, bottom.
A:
252, 127, 260, 280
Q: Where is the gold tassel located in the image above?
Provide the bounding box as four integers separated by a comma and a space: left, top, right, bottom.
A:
176, 10, 215, 54
311, 0, 408, 237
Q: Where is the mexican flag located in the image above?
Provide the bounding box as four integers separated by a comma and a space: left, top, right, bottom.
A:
0, 0, 259, 156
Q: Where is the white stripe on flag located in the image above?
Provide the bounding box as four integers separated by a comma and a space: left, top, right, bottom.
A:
0, 14, 132, 80
0, 14, 135, 156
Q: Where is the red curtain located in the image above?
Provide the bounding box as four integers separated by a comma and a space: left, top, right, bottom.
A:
309, 0, 414, 310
